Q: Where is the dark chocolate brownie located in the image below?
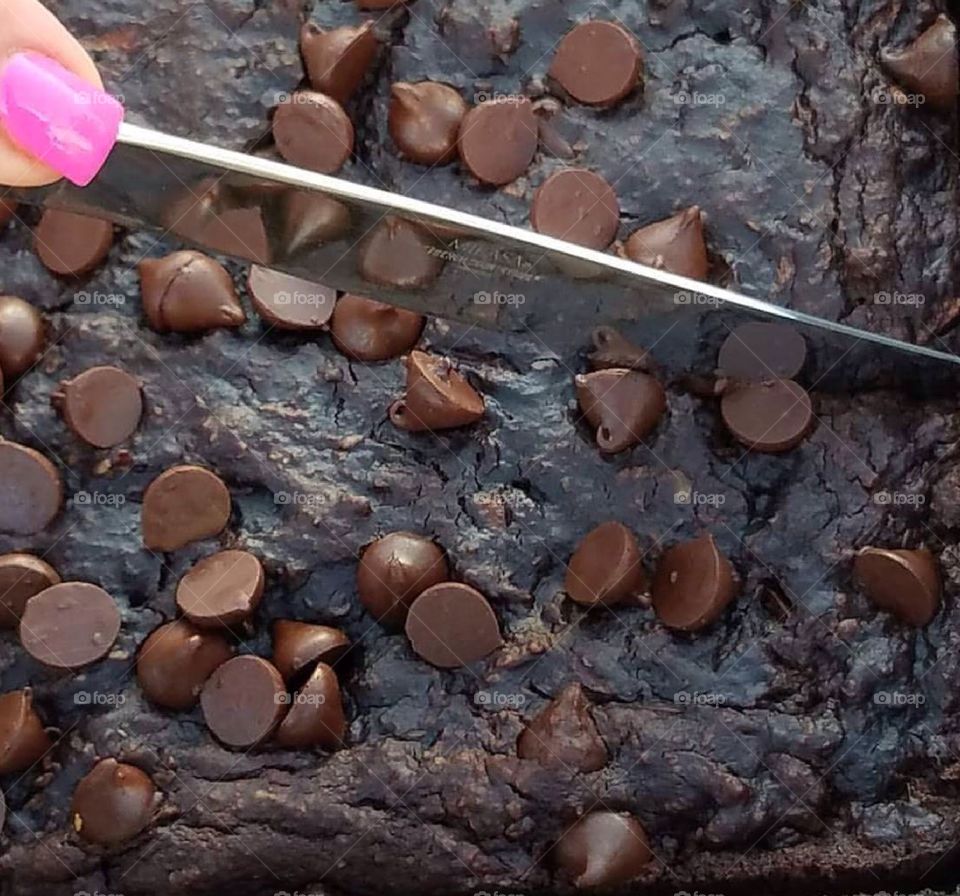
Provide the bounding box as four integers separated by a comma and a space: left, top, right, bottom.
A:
2, 0, 960, 894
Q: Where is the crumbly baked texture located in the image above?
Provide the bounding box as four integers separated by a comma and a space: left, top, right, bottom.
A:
3, 0, 960, 894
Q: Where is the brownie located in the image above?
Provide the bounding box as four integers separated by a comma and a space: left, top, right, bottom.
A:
2, 0, 960, 894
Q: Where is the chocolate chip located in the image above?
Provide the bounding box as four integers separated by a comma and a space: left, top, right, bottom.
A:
20, 582, 121, 669
0, 441, 62, 534
330, 294, 424, 362
549, 22, 643, 107
0, 554, 60, 629
0, 199, 16, 228
720, 379, 814, 453
517, 682, 607, 772
273, 621, 351, 680
574, 369, 666, 453
141, 465, 231, 552
53, 366, 143, 448
248, 266, 336, 331
854, 547, 940, 626
405, 582, 502, 668
389, 81, 468, 165
280, 192, 352, 254
531, 169, 620, 250
176, 550, 265, 629
589, 327, 653, 372
34, 210, 113, 277
651, 533, 737, 631
137, 619, 233, 709
71, 759, 155, 846
880, 14, 958, 110
458, 98, 538, 186
566, 522, 646, 607
623, 207, 709, 279
0, 295, 45, 379
358, 217, 443, 290
275, 663, 347, 749
301, 21, 378, 104
273, 91, 354, 174
139, 251, 246, 334
200, 655, 287, 748
357, 532, 449, 627
0, 689, 50, 774
390, 351, 486, 432
554, 811, 652, 887
717, 322, 807, 381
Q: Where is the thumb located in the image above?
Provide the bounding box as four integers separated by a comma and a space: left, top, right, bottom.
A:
0, 0, 116, 187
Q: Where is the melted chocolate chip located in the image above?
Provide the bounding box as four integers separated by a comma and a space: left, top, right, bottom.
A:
458, 98, 539, 185
248, 266, 336, 331
176, 550, 265, 629
549, 22, 643, 107
273, 621, 351, 680
652, 533, 737, 631
71, 759, 155, 846
273, 91, 354, 174
20, 582, 121, 669
200, 655, 287, 748
137, 619, 233, 709
405, 582, 502, 668
517, 682, 607, 772
880, 14, 958, 110
0, 554, 60, 628
389, 81, 468, 165
357, 532, 449, 627
330, 294, 424, 362
301, 21, 378, 104
623, 207, 709, 279
554, 812, 652, 887
0, 442, 62, 534
390, 351, 486, 432
0, 689, 50, 774
854, 547, 940, 626
531, 168, 620, 250
358, 217, 443, 290
720, 379, 814, 453
574, 368, 666, 453
588, 327, 653, 372
34, 210, 113, 277
53, 366, 143, 448
566, 522, 646, 607
139, 251, 246, 334
141, 465, 231, 552
275, 663, 347, 749
0, 295, 45, 379
717, 322, 807, 381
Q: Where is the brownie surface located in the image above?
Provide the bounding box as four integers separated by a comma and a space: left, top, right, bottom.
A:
2, 1, 960, 894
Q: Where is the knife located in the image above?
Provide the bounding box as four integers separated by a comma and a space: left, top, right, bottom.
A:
13, 121, 960, 392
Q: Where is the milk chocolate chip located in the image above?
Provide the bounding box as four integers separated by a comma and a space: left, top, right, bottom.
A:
139, 251, 246, 334
273, 91, 354, 174
71, 759, 155, 846
652, 533, 737, 631
720, 379, 813, 453
390, 82, 468, 166
549, 22, 643, 107
280, 192, 352, 254
34, 210, 113, 277
137, 619, 233, 709
0, 295, 45, 379
717, 322, 806, 381
880, 14, 958, 110
0, 441, 62, 534
330, 294, 424, 362
575, 369, 666, 453
390, 351, 485, 432
53, 366, 143, 448
458, 98, 538, 185
357, 532, 449, 627
301, 21, 378, 104
566, 522, 646, 607
624, 207, 709, 279
854, 547, 940, 626
555, 811, 652, 887
531, 169, 620, 250
273, 621, 351, 680
200, 655, 287, 748
517, 682, 607, 772
358, 217, 443, 290
176, 550, 265, 629
275, 663, 346, 749
141, 465, 231, 552
589, 327, 653, 372
405, 582, 502, 668
248, 266, 336, 331
0, 554, 60, 628
0, 690, 50, 774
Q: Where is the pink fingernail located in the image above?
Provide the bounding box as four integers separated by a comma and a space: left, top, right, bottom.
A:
0, 52, 123, 187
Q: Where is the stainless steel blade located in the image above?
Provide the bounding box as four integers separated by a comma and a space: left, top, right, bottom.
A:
13, 122, 960, 391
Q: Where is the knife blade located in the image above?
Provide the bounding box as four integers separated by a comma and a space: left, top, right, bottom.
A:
13, 121, 960, 391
